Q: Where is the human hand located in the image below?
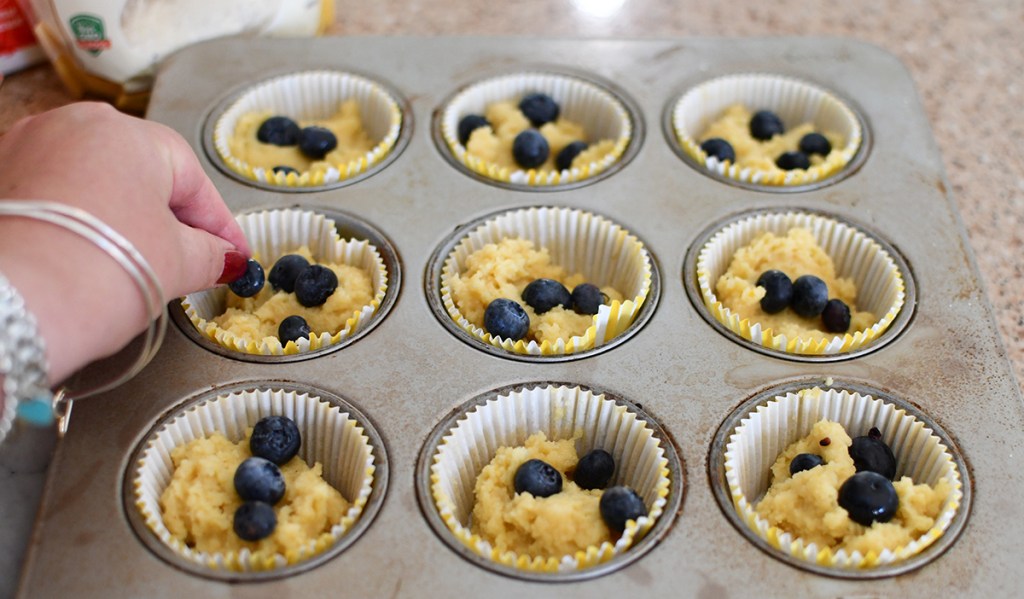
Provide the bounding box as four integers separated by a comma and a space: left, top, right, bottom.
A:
0, 102, 250, 385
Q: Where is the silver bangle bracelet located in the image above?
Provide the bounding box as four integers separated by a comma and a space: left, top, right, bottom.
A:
0, 201, 167, 447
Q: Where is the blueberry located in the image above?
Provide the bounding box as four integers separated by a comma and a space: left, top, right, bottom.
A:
278, 315, 311, 345
272, 165, 299, 176
849, 428, 897, 480
268, 254, 311, 293
791, 275, 829, 318
521, 278, 571, 314
256, 116, 300, 146
228, 259, 265, 298
512, 129, 550, 169
233, 501, 277, 541
750, 110, 785, 140
776, 151, 811, 170
297, 126, 338, 160
555, 141, 588, 171
483, 298, 530, 341
457, 114, 490, 146
518, 93, 560, 127
250, 415, 301, 465
570, 283, 607, 315
293, 265, 338, 307
699, 137, 736, 163
756, 270, 793, 314
789, 453, 825, 476
838, 471, 899, 526
599, 486, 647, 533
574, 449, 615, 490
799, 132, 832, 156
233, 457, 286, 505
822, 298, 852, 333
513, 459, 563, 498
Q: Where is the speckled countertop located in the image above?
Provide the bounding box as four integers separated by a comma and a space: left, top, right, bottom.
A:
0, 1, 1021, 596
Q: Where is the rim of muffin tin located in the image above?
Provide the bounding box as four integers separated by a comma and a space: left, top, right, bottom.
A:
424, 205, 661, 363
682, 206, 917, 363
121, 380, 390, 583
707, 378, 972, 579
414, 381, 685, 583
430, 66, 645, 192
661, 72, 872, 193
200, 68, 414, 193
170, 204, 402, 363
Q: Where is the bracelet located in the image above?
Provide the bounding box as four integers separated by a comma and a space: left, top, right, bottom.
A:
0, 201, 168, 447
0, 271, 50, 445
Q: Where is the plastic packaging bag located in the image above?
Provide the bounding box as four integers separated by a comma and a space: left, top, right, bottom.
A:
17, 0, 332, 111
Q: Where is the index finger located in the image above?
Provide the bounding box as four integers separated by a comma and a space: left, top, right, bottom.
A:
152, 122, 251, 256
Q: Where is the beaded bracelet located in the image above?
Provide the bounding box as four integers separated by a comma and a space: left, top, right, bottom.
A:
0, 201, 167, 447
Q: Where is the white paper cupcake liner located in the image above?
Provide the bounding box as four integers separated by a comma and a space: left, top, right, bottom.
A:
213, 70, 403, 187
723, 386, 963, 569
429, 384, 671, 573
440, 206, 652, 355
696, 211, 905, 355
440, 72, 632, 186
132, 387, 376, 572
183, 208, 388, 355
672, 74, 862, 186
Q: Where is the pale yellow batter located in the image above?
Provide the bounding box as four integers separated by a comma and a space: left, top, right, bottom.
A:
465, 101, 616, 173
700, 104, 842, 173
229, 99, 375, 175
160, 431, 348, 557
755, 420, 951, 554
214, 246, 373, 345
449, 238, 623, 344
472, 433, 610, 558
715, 228, 875, 339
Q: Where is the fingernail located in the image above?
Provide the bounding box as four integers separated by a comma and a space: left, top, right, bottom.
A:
217, 251, 247, 284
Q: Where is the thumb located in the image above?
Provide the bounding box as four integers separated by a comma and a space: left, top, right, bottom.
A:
169, 225, 242, 299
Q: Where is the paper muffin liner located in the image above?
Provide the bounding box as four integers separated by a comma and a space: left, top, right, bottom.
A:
440, 206, 652, 355
723, 386, 963, 569
132, 387, 376, 572
183, 208, 388, 355
672, 74, 862, 187
213, 70, 403, 187
696, 211, 905, 355
429, 384, 671, 573
440, 72, 633, 186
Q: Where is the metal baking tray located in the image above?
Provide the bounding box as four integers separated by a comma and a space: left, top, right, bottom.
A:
17, 36, 1024, 597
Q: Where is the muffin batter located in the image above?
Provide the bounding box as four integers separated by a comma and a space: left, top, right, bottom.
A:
160, 431, 348, 557
472, 433, 610, 558
214, 246, 373, 344
466, 101, 616, 172
715, 228, 876, 340
699, 104, 843, 173
755, 420, 951, 554
449, 238, 623, 344
229, 99, 375, 175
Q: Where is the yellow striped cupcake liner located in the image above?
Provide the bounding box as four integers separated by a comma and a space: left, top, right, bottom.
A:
440, 72, 632, 186
183, 208, 388, 355
133, 387, 376, 572
673, 73, 862, 187
429, 384, 671, 573
440, 206, 652, 356
724, 386, 963, 570
696, 211, 904, 355
213, 70, 402, 188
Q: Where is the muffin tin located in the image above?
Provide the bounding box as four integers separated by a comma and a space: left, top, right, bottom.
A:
15, 37, 1024, 597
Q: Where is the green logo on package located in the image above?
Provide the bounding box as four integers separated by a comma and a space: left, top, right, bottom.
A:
69, 14, 111, 56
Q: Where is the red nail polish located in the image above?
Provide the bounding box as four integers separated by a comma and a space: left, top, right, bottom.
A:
218, 251, 248, 284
